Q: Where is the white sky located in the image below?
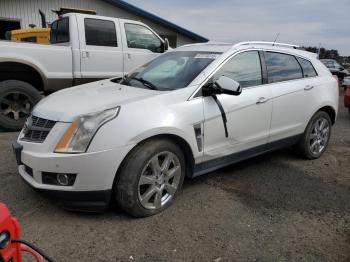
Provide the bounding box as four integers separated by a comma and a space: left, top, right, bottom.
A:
124, 0, 350, 56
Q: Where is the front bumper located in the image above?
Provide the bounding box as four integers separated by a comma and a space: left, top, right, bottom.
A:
16, 141, 134, 211
20, 175, 111, 212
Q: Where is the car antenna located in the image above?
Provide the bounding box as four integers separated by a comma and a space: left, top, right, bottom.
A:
272, 33, 280, 46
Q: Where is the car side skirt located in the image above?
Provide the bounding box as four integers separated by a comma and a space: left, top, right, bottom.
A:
192, 134, 302, 177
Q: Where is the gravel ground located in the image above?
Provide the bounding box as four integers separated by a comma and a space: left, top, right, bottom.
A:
0, 91, 349, 262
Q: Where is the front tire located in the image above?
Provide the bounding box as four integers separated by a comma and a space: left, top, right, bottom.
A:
0, 80, 41, 131
115, 139, 185, 217
298, 111, 332, 159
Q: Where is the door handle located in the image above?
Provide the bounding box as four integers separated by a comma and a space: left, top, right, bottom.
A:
81, 51, 89, 59
127, 53, 132, 59
256, 97, 269, 104
304, 85, 314, 91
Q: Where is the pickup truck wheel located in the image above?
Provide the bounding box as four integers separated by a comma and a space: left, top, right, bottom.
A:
0, 80, 41, 131
115, 139, 185, 217
297, 111, 332, 159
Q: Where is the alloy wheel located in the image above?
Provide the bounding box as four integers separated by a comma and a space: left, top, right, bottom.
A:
309, 117, 330, 155
0, 92, 32, 122
138, 151, 181, 210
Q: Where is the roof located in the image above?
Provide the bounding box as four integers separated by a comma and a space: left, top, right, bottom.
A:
102, 0, 209, 43
175, 41, 319, 60
176, 42, 233, 53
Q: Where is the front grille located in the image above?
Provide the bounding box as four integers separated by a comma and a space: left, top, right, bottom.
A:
21, 115, 56, 143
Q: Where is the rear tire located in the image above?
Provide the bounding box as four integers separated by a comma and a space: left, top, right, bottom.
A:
297, 111, 332, 159
0, 80, 41, 131
115, 139, 185, 217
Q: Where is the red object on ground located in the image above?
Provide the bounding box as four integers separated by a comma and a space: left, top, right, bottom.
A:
344, 86, 350, 110
0, 203, 48, 262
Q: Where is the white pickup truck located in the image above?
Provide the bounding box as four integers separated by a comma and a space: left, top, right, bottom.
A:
0, 13, 169, 130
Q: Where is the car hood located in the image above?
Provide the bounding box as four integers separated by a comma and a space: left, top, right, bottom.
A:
32, 79, 159, 122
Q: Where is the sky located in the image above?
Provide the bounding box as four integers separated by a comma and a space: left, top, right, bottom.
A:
124, 0, 350, 56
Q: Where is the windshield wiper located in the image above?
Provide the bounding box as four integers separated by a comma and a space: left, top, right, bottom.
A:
130, 77, 158, 90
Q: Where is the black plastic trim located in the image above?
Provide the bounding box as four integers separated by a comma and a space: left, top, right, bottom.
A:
12, 142, 23, 165
259, 50, 268, 84
193, 134, 302, 177
212, 95, 228, 138
19, 176, 111, 212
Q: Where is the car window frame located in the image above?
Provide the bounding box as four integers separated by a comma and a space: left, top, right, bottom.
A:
262, 50, 319, 85
84, 18, 118, 47
264, 51, 304, 84
50, 17, 70, 44
210, 50, 264, 89
189, 49, 266, 100
296, 56, 318, 78
124, 22, 163, 53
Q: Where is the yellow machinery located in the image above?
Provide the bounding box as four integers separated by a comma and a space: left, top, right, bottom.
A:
9, 28, 50, 44
7, 8, 96, 44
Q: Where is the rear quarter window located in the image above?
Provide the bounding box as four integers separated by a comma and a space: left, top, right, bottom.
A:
265, 52, 303, 83
296, 57, 317, 78
50, 17, 69, 44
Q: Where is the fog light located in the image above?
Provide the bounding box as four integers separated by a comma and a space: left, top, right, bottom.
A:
42, 172, 77, 186
57, 174, 69, 186
0, 231, 10, 249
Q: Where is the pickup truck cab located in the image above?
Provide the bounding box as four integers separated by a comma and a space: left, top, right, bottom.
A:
0, 13, 169, 130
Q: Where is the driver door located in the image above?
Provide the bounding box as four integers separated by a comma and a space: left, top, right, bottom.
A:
202, 50, 273, 162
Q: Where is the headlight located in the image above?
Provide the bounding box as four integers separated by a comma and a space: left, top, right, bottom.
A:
55, 107, 120, 153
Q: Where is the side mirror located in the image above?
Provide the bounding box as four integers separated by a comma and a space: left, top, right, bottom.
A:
163, 38, 169, 52
215, 76, 241, 95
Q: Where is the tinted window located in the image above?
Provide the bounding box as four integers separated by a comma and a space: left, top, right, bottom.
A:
84, 18, 117, 47
296, 57, 317, 78
265, 52, 303, 83
125, 23, 162, 53
212, 51, 262, 88
50, 17, 69, 44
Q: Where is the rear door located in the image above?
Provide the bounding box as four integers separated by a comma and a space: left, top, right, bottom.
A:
264, 51, 317, 142
120, 20, 164, 73
79, 16, 124, 79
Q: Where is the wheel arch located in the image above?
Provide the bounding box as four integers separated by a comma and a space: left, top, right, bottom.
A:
0, 60, 46, 92
112, 133, 196, 193
317, 105, 336, 125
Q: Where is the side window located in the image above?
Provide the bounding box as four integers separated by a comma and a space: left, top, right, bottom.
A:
50, 17, 69, 44
296, 57, 317, 78
265, 52, 303, 83
212, 51, 262, 88
124, 23, 162, 53
84, 18, 117, 47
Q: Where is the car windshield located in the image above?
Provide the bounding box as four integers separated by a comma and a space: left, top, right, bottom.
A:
121, 51, 221, 91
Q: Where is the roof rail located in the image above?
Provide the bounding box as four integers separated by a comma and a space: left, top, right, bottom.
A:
234, 41, 300, 49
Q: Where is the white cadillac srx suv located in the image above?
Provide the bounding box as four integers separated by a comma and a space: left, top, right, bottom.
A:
13, 42, 339, 217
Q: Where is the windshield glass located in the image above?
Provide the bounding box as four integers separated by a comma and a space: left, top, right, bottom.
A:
121, 51, 221, 91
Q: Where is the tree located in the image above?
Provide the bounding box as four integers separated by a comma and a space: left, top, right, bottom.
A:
302, 46, 350, 64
